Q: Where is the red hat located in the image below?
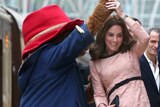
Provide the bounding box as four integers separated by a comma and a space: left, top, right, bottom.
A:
22, 4, 84, 59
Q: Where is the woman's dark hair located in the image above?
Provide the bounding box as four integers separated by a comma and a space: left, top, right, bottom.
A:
89, 15, 136, 61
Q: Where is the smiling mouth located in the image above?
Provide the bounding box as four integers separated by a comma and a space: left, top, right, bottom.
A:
112, 44, 118, 46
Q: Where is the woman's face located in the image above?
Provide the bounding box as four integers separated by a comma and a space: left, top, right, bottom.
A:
105, 25, 123, 55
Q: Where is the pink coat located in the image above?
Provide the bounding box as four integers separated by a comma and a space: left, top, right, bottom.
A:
90, 22, 150, 107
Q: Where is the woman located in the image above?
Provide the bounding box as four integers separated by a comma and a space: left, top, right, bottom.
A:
89, 0, 150, 107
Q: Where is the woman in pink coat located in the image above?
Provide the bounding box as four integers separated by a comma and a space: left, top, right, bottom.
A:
89, 0, 150, 107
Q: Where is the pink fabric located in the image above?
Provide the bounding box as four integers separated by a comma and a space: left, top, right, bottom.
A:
90, 22, 150, 107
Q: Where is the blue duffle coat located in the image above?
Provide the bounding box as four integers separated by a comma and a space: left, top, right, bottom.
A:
18, 24, 94, 107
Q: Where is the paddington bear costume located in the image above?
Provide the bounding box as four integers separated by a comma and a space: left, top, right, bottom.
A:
18, 0, 112, 107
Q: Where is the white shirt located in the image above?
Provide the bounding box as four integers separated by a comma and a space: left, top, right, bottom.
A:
144, 53, 160, 91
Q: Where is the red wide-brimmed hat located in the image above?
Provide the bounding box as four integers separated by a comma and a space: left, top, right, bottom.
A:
22, 4, 84, 59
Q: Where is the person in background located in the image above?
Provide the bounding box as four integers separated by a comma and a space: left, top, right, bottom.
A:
18, 0, 113, 106
140, 27, 160, 107
76, 52, 96, 107
89, 0, 150, 107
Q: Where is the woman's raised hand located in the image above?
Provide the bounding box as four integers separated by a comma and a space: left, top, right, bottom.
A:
106, 0, 125, 18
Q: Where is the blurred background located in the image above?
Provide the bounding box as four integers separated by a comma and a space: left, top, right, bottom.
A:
1, 0, 160, 28
0, 0, 160, 107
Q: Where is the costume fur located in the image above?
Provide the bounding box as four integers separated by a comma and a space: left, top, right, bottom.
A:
87, 0, 113, 35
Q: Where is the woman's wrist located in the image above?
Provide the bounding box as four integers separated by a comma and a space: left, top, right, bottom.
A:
120, 12, 128, 20
122, 13, 128, 20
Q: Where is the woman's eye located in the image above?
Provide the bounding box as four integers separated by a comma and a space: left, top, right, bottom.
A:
117, 34, 122, 37
108, 33, 114, 37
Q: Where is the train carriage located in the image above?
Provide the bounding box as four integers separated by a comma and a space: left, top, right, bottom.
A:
0, 5, 24, 107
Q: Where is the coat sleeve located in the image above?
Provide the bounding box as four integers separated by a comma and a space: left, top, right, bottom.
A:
130, 22, 149, 58
46, 24, 94, 68
89, 61, 108, 107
